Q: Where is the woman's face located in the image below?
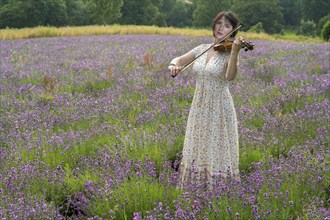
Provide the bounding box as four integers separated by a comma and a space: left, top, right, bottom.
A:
213, 16, 233, 40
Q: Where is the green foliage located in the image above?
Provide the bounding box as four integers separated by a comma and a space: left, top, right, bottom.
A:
0, 0, 329, 34
152, 12, 167, 27
232, 0, 284, 34
0, 0, 70, 28
167, 0, 193, 27
321, 20, 330, 40
42, 164, 101, 217
317, 14, 330, 35
66, 0, 91, 26
45, 0, 68, 26
204, 194, 250, 219
297, 19, 317, 37
160, 0, 176, 14
89, 175, 180, 219
0, 0, 48, 28
120, 0, 159, 25
239, 148, 264, 171
87, 0, 123, 25
253, 175, 315, 220
192, 0, 230, 27
300, 0, 329, 22
248, 22, 265, 33
278, 0, 301, 27
61, 79, 115, 95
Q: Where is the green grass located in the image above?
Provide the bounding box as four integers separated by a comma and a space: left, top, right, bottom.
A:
201, 167, 328, 220
20, 70, 44, 85
60, 79, 115, 95
240, 148, 264, 171
89, 175, 181, 219
16, 132, 104, 169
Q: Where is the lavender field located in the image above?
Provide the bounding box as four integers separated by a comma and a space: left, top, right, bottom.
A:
0, 34, 329, 219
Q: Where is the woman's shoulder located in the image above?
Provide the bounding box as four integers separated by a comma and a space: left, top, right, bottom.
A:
191, 44, 209, 54
197, 43, 211, 48
192, 44, 211, 56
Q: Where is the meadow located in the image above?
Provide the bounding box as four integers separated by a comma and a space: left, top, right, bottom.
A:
0, 28, 329, 219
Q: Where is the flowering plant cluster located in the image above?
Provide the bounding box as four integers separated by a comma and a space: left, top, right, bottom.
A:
0, 34, 329, 219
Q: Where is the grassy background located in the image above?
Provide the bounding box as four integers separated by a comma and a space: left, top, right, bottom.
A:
0, 24, 326, 43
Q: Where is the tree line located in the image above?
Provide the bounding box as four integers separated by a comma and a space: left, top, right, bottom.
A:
1, 0, 329, 38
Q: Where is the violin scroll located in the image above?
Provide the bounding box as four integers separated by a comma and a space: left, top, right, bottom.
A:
242, 39, 254, 51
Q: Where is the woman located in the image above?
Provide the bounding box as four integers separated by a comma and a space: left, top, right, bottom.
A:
169, 11, 244, 187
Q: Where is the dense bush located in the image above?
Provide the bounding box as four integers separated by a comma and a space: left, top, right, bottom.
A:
317, 13, 330, 35
248, 22, 265, 33
298, 19, 317, 36
321, 20, 330, 40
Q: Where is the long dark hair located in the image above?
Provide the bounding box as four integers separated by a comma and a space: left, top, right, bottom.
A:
213, 11, 239, 37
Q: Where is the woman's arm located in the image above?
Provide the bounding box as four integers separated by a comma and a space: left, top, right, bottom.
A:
169, 51, 195, 77
225, 36, 244, 81
225, 50, 239, 81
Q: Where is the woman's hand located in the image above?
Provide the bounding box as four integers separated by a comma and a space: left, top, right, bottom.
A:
168, 51, 195, 78
168, 64, 182, 78
232, 36, 244, 53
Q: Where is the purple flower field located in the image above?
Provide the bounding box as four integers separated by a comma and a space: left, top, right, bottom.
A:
0, 34, 329, 219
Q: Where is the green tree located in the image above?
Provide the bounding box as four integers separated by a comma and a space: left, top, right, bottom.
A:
0, 0, 69, 28
300, 0, 329, 23
158, 0, 175, 26
321, 20, 330, 40
0, 1, 27, 28
297, 19, 317, 37
0, 0, 48, 28
45, 0, 68, 26
65, 0, 90, 26
160, 0, 176, 14
233, 0, 284, 34
152, 12, 167, 27
249, 22, 265, 33
317, 14, 330, 36
192, 0, 231, 27
0, 0, 10, 6
167, 0, 193, 27
278, 0, 301, 27
120, 0, 159, 25
150, 0, 163, 9
87, 0, 123, 25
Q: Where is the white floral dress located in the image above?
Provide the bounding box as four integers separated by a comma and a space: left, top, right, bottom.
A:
179, 44, 239, 186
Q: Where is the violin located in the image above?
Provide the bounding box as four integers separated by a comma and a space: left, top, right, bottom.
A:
213, 38, 254, 52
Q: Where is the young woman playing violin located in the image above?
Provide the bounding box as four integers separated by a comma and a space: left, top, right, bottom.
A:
169, 11, 252, 188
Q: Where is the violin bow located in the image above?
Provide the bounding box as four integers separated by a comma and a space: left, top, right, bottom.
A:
173, 23, 243, 76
